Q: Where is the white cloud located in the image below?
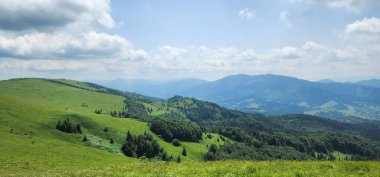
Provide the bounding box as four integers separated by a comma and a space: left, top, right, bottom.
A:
280, 11, 292, 28
289, 0, 365, 13
238, 8, 255, 20
2, 40, 379, 80
157, 45, 188, 60
0, 0, 115, 31
345, 17, 380, 35
327, 0, 362, 14
0, 0, 146, 62
343, 17, 380, 44
0, 32, 147, 60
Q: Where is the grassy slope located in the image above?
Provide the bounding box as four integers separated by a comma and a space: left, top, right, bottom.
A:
0, 78, 124, 114
0, 78, 226, 173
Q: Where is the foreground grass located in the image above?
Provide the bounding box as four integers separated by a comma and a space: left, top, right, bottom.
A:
2, 161, 379, 177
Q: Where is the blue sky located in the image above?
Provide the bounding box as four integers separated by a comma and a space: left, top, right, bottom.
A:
0, 0, 380, 81
109, 0, 375, 50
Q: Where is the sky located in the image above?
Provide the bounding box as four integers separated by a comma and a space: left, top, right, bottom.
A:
0, 0, 380, 81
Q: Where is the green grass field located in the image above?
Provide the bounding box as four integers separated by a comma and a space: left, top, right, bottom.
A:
3, 160, 380, 177
0, 78, 379, 176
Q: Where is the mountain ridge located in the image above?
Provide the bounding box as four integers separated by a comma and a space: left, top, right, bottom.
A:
92, 74, 380, 121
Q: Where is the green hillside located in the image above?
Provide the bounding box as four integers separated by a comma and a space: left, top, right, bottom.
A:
0, 79, 228, 174
1, 78, 380, 176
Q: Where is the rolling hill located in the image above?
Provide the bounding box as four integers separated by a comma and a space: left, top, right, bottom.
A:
1, 78, 380, 176
0, 78, 226, 175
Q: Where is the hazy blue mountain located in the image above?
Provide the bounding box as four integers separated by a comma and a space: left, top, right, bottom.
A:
176, 74, 380, 121
92, 74, 380, 122
318, 79, 336, 83
356, 79, 380, 88
92, 78, 207, 98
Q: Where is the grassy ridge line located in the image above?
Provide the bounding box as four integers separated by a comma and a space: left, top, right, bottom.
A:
0, 79, 125, 114
46, 79, 126, 96
4, 161, 379, 177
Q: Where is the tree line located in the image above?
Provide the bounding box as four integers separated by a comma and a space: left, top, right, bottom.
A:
150, 118, 202, 142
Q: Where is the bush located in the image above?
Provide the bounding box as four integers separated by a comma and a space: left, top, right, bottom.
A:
172, 139, 181, 146
94, 109, 102, 114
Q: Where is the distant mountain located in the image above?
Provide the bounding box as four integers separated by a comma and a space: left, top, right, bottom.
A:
177, 74, 380, 121
356, 79, 380, 88
93, 74, 380, 121
92, 78, 207, 98
318, 79, 336, 83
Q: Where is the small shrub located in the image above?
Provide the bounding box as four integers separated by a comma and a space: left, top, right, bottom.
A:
94, 109, 102, 114
172, 139, 181, 146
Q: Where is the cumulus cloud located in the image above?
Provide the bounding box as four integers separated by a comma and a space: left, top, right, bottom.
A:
0, 32, 147, 60
343, 17, 380, 44
345, 17, 380, 34
0, 0, 115, 31
238, 8, 255, 20
0, 0, 146, 62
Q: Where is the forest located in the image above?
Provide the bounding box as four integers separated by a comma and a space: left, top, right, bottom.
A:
116, 94, 380, 161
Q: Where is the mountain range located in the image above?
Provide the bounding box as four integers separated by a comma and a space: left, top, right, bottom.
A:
93, 74, 380, 122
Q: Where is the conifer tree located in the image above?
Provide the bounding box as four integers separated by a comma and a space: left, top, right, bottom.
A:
182, 147, 187, 156
83, 135, 88, 142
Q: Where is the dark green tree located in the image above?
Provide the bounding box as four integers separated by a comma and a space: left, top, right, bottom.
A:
76, 124, 82, 133
182, 147, 187, 156
209, 144, 218, 153
161, 151, 168, 161
83, 135, 88, 142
